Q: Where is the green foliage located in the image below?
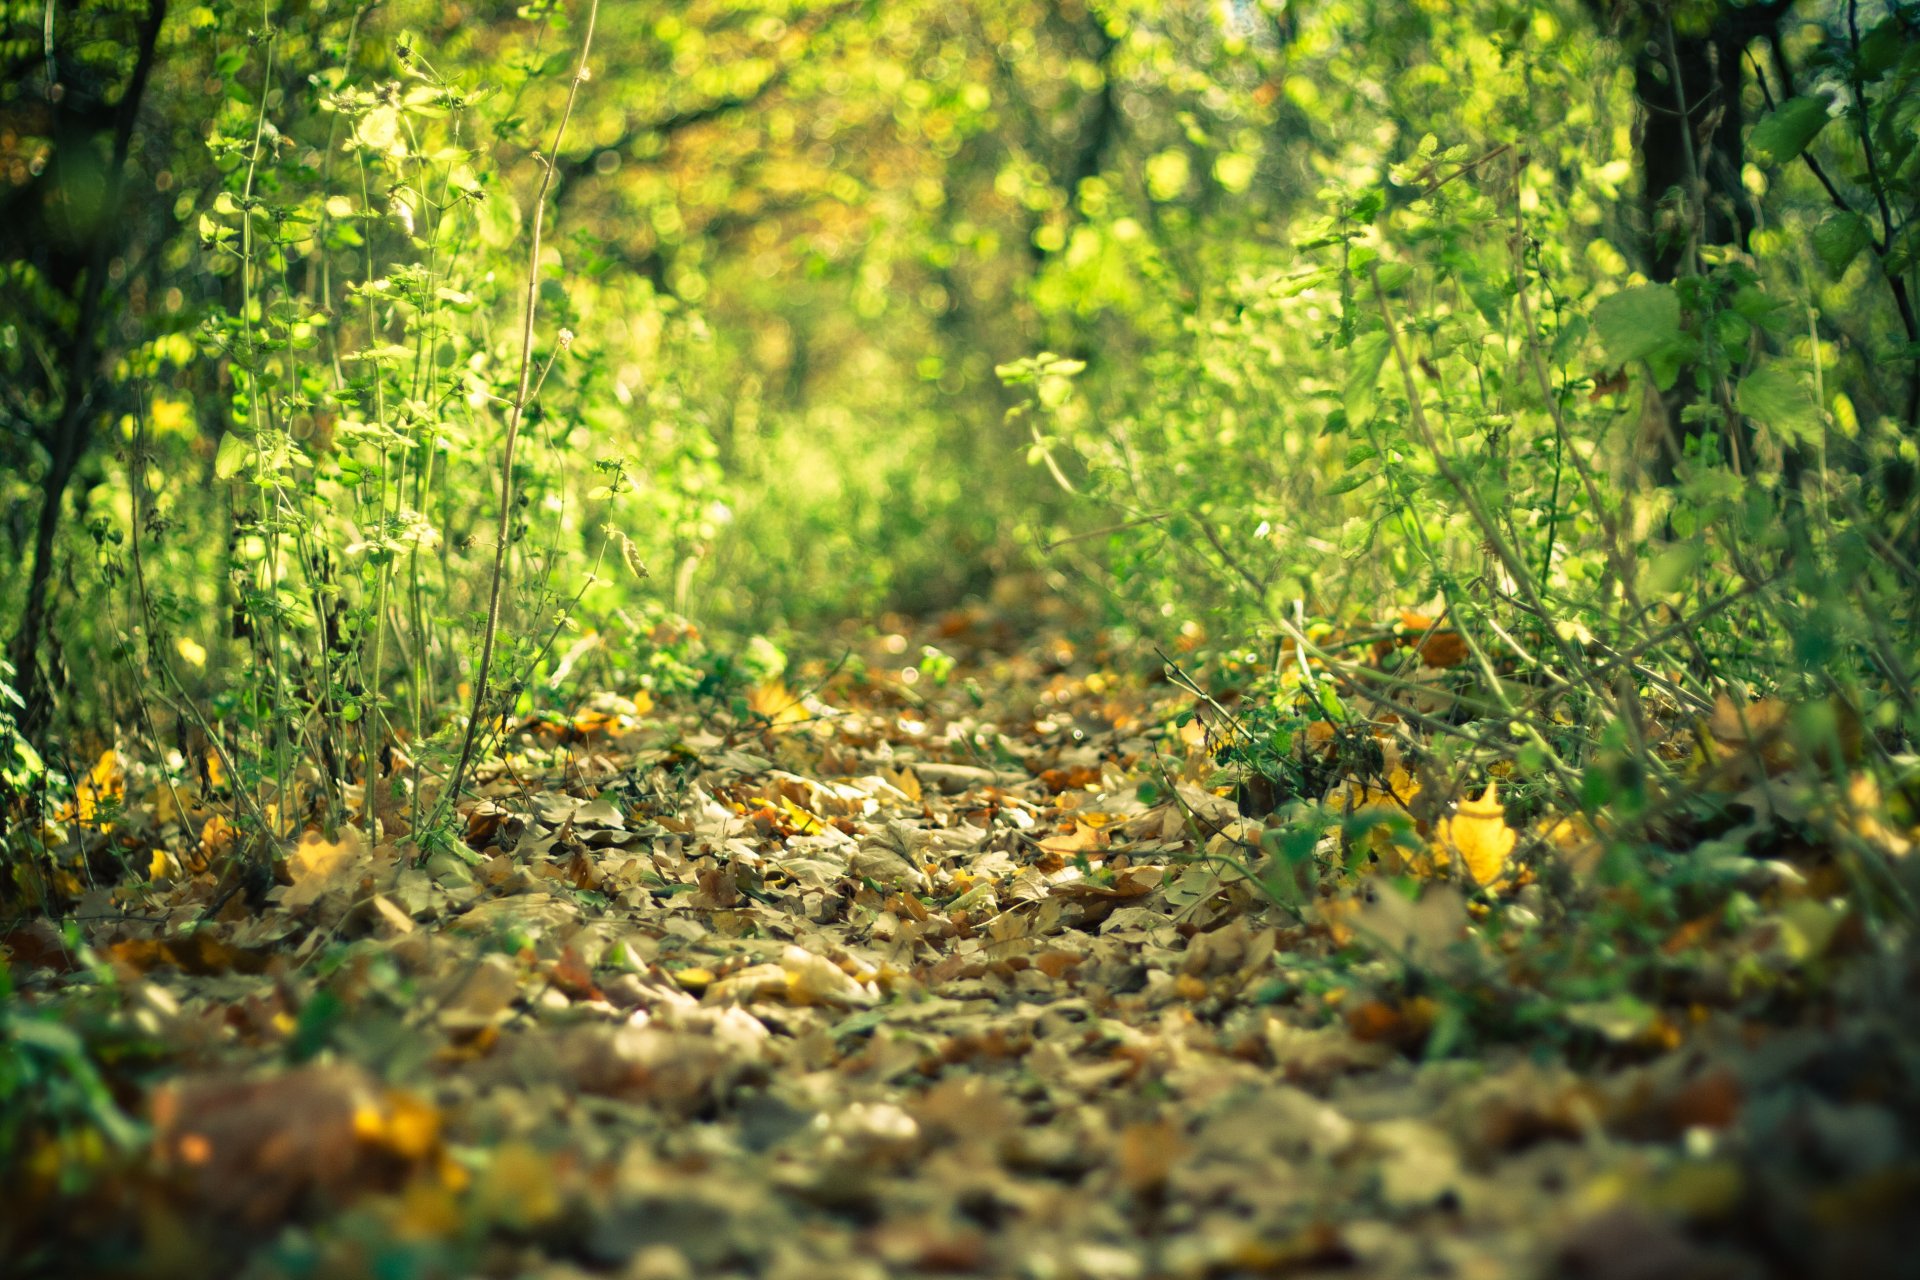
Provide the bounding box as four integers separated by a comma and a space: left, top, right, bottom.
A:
0, 660, 45, 797
5, 0, 738, 870
1748, 95, 1833, 166
1002, 0, 1918, 800
3, 0, 1919, 925
0, 955, 149, 1198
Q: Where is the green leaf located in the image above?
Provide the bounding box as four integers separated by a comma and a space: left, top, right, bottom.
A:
1888, 223, 1920, 278
1857, 19, 1904, 82
1592, 283, 1680, 364
1373, 262, 1413, 293
1735, 364, 1823, 446
1645, 334, 1698, 391
1344, 330, 1392, 424
1730, 286, 1792, 334
214, 432, 252, 480
1749, 96, 1831, 166
1647, 541, 1706, 596
285, 989, 344, 1064
1328, 469, 1373, 496
1812, 212, 1873, 277
1348, 188, 1384, 222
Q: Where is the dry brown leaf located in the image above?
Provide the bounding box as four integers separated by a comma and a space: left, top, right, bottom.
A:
1116, 1117, 1185, 1196
437, 953, 522, 1031
280, 827, 371, 914
151, 1065, 424, 1225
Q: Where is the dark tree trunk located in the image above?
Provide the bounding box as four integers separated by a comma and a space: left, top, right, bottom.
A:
1596, 0, 1794, 482
5, 0, 170, 736
1634, 21, 1759, 283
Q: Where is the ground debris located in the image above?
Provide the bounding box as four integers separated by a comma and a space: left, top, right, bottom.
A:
5, 612, 1919, 1279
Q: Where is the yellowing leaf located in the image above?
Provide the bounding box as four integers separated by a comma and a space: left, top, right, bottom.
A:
72, 749, 125, 827
353, 105, 406, 158
353, 1089, 441, 1161
748, 680, 807, 729
1836, 775, 1912, 858
1536, 812, 1603, 878
782, 944, 877, 1007
1434, 782, 1516, 888
777, 796, 823, 835
281, 828, 369, 913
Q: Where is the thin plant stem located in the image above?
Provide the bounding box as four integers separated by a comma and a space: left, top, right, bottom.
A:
445, 0, 602, 815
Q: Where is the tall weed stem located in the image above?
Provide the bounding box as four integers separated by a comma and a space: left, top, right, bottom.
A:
445, 0, 602, 815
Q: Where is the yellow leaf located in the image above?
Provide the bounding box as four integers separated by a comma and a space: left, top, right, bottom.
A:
748, 680, 807, 728
672, 967, 715, 993
882, 765, 922, 803
282, 828, 369, 912
1434, 782, 1516, 888
1836, 775, 1912, 858
353, 1089, 441, 1161
74, 749, 125, 827
778, 797, 823, 835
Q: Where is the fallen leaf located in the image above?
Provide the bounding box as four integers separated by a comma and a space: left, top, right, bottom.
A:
151, 1065, 424, 1225
1116, 1117, 1185, 1196
68, 748, 125, 827
782, 945, 878, 1007
280, 827, 371, 914
748, 680, 808, 728
1434, 782, 1516, 887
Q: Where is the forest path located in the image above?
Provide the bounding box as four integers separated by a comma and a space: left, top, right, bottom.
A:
5, 603, 1912, 1278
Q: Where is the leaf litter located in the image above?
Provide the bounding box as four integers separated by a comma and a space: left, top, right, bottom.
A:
5, 603, 1920, 1279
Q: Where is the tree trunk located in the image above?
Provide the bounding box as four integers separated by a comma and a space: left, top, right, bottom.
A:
1599, 0, 1793, 481
6, 0, 170, 736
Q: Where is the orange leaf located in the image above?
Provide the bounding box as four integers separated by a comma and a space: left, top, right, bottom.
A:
1412, 630, 1470, 669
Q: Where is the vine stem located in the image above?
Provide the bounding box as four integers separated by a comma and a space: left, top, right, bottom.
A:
444, 0, 601, 818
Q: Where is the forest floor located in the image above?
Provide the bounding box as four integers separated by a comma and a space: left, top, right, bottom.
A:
4, 599, 1919, 1279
